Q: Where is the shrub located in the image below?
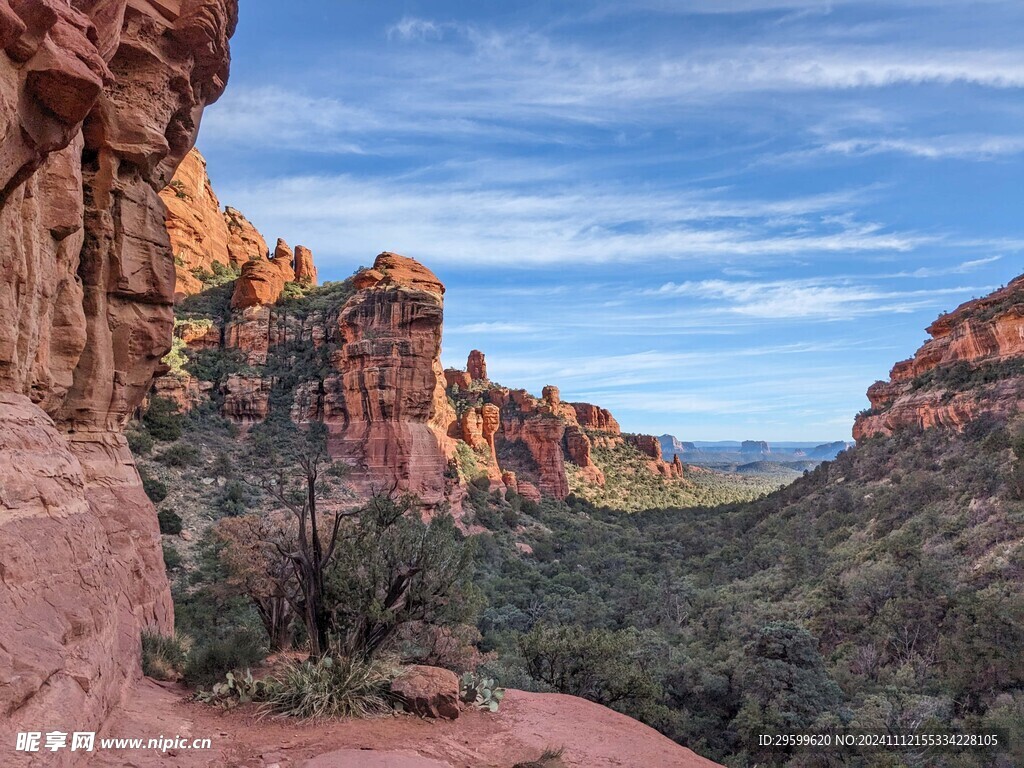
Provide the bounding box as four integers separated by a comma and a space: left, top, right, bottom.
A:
186, 347, 250, 383
140, 470, 168, 503
518, 623, 662, 708
212, 451, 234, 478
324, 497, 477, 659
143, 396, 184, 441
158, 508, 184, 535
262, 654, 397, 720
141, 630, 187, 681
162, 542, 183, 572
184, 632, 267, 686
157, 443, 201, 467
454, 441, 479, 480
217, 480, 248, 517
126, 427, 154, 456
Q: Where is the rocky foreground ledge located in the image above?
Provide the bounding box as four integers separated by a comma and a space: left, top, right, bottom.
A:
91, 679, 720, 768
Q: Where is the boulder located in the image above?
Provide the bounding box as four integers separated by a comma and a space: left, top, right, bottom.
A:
391, 665, 461, 720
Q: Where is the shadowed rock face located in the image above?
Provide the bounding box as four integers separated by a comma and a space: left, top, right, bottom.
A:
854, 275, 1024, 440
0, 0, 236, 751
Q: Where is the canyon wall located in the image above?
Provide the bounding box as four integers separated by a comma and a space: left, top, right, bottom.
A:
157, 158, 686, 510
0, 0, 236, 754
854, 276, 1024, 440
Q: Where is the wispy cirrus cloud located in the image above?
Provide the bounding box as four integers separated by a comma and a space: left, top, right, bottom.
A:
650, 279, 990, 319
218, 173, 928, 268
823, 135, 1024, 160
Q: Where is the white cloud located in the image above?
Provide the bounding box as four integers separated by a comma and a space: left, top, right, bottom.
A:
216, 173, 927, 268
386, 17, 451, 41
651, 278, 989, 319
823, 135, 1024, 160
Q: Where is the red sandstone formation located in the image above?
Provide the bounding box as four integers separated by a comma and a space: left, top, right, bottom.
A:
161, 148, 230, 297
571, 402, 621, 434
225, 305, 273, 363
461, 408, 486, 449
0, 0, 236, 750
565, 425, 606, 486
507, 412, 570, 498
467, 349, 487, 381
433, 354, 672, 500
152, 373, 212, 412
854, 276, 1024, 440
230, 239, 296, 308
517, 481, 542, 503
627, 433, 663, 460
444, 368, 473, 390
322, 253, 457, 508
161, 150, 271, 299
225, 206, 269, 265
221, 373, 272, 423
294, 244, 318, 285
99, 677, 721, 767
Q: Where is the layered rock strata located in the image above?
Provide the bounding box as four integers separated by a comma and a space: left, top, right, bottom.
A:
854, 276, 1024, 440
0, 0, 236, 751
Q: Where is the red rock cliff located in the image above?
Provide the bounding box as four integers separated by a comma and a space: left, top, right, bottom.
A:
320, 253, 458, 509
854, 275, 1024, 441
0, 0, 236, 751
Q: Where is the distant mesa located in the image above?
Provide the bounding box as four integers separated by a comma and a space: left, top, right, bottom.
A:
741, 440, 770, 454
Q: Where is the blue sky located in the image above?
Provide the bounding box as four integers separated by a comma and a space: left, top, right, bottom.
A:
195, 0, 1024, 442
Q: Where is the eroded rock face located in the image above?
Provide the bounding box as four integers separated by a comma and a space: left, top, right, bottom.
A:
444, 368, 472, 390
0, 0, 237, 748
626, 434, 663, 461
221, 373, 271, 423
161, 147, 230, 296
467, 349, 487, 381
0, 394, 173, 748
323, 253, 457, 509
231, 238, 296, 308
572, 402, 621, 434
294, 244, 317, 285
224, 205, 268, 264
161, 151, 271, 299
854, 276, 1024, 440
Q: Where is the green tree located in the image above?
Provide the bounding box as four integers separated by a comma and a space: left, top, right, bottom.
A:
325, 492, 476, 658
517, 623, 662, 708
